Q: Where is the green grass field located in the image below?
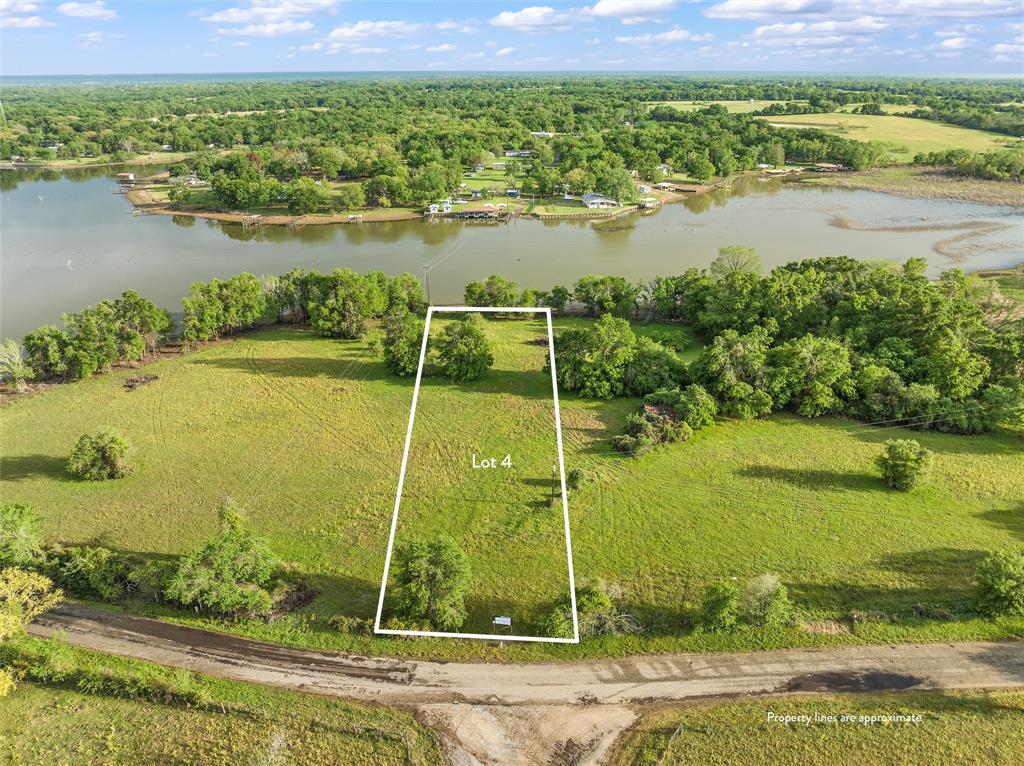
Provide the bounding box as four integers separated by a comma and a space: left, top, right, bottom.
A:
2, 320, 1022, 659
1, 641, 440, 765
610, 691, 1024, 765
756, 113, 1013, 162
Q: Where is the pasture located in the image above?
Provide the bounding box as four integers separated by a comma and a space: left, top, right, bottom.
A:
1, 320, 1022, 659
756, 113, 1011, 162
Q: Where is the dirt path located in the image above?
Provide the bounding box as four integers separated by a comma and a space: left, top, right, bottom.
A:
29, 604, 1024, 764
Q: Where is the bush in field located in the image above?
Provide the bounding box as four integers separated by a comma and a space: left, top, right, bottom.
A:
0, 504, 41, 568
612, 411, 692, 457
541, 585, 642, 639
875, 439, 932, 491
698, 581, 741, 631
742, 574, 794, 628
382, 309, 425, 377
392, 536, 471, 631
644, 385, 718, 430
165, 502, 279, 618
433, 314, 494, 383
566, 468, 584, 492
975, 549, 1024, 617
552, 314, 637, 399
67, 431, 133, 481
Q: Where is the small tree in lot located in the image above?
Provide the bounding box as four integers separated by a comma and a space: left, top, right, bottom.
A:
67, 431, 133, 481
975, 549, 1024, 617
698, 581, 741, 631
875, 439, 932, 491
742, 574, 794, 628
393, 536, 471, 631
382, 309, 425, 377
0, 340, 34, 391
433, 314, 494, 383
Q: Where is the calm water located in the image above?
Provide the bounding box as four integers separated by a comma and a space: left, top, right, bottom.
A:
2, 166, 1022, 340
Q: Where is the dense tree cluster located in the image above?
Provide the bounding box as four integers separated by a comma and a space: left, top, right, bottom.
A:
913, 149, 1024, 182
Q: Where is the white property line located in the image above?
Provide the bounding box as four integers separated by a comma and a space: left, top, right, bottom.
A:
373, 306, 579, 644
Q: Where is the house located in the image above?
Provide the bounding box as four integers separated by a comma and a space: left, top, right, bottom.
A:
161, 144, 174, 151
427, 203, 440, 214
506, 188, 520, 198
40, 140, 63, 149
503, 149, 532, 157
637, 184, 652, 193
443, 201, 453, 213
183, 174, 204, 187
530, 131, 553, 138
582, 192, 618, 209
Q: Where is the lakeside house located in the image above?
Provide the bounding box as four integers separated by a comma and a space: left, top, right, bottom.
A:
638, 184, 652, 193
583, 192, 618, 209
455, 204, 499, 219
530, 131, 554, 138
504, 149, 532, 157
40, 140, 63, 149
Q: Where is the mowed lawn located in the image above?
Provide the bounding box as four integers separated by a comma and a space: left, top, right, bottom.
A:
611, 691, 1024, 766
756, 113, 1012, 162
2, 322, 1022, 658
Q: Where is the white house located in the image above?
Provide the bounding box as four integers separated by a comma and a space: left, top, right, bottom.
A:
583, 192, 618, 209
504, 149, 532, 157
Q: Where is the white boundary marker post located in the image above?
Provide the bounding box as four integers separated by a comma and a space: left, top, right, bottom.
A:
373, 306, 579, 644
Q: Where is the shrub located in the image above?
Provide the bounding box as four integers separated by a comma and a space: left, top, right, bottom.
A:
698, 581, 741, 631
0, 339, 34, 391
612, 411, 693, 457
67, 431, 133, 480
742, 574, 794, 628
541, 585, 642, 639
622, 336, 685, 397
644, 385, 718, 431
0, 504, 41, 568
165, 501, 279, 618
22, 325, 72, 379
433, 314, 494, 383
566, 468, 584, 492
875, 439, 932, 491
975, 549, 1024, 617
52, 546, 131, 602
392, 536, 471, 631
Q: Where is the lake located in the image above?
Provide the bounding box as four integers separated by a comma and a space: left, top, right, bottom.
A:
3, 165, 1022, 341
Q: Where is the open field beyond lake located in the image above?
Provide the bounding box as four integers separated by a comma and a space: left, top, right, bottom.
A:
2, 321, 1023, 660
758, 113, 1013, 162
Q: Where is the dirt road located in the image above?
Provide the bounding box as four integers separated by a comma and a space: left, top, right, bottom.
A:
29, 604, 1024, 764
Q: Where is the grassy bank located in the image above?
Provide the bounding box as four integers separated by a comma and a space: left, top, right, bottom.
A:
796, 165, 1024, 207
2, 322, 1022, 660
0, 639, 440, 765
610, 691, 1024, 765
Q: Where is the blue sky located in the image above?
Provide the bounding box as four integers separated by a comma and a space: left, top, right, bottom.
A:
2, 0, 1022, 76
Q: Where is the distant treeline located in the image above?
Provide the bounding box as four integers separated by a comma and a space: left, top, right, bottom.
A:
912, 149, 1024, 182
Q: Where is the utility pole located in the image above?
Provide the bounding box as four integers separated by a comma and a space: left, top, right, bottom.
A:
422, 264, 432, 304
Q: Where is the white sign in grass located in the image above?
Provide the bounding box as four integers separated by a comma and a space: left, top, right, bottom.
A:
373, 306, 579, 644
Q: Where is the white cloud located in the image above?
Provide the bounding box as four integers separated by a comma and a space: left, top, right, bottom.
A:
993, 40, 1024, 55
426, 43, 457, 52
203, 52, 218, 57
490, 6, 574, 31
200, 0, 339, 25
706, 0, 827, 20
495, 45, 516, 56
326, 19, 420, 44
0, 13, 51, 27
57, 1, 115, 20
79, 29, 122, 46
939, 36, 972, 49
0, 1, 40, 12
465, 51, 485, 58
436, 18, 479, 33
351, 46, 386, 54
616, 27, 712, 44
218, 20, 313, 36
589, 0, 676, 21
753, 16, 887, 38
232, 40, 249, 47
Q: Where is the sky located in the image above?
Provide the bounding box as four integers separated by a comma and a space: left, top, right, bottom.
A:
1, 0, 1022, 77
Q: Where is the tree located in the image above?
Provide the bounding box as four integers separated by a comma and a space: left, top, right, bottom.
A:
595, 166, 637, 203
687, 154, 715, 182
698, 581, 740, 631
975, 549, 1024, 617
553, 314, 637, 399
573, 275, 638, 318
0, 339, 34, 391
875, 439, 932, 491
622, 336, 685, 397
545, 285, 571, 314
308, 269, 385, 340
0, 567, 64, 642
382, 309, 425, 377
67, 431, 133, 481
286, 177, 331, 215
433, 314, 493, 383
742, 574, 794, 627
21, 326, 71, 380
335, 183, 366, 210
710, 245, 761, 280
767, 334, 853, 417
392, 536, 471, 631
694, 327, 774, 419
464, 274, 519, 309
165, 501, 279, 617
0, 504, 41, 568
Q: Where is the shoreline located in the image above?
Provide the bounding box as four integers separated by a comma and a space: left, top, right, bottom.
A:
793, 165, 1024, 208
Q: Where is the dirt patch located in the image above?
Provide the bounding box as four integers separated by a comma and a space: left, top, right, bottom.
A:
123, 374, 159, 391
804, 167, 1024, 207
417, 703, 637, 766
